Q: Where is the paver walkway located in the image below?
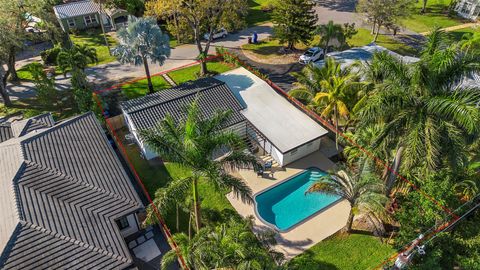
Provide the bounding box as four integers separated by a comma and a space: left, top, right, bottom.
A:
419, 22, 480, 36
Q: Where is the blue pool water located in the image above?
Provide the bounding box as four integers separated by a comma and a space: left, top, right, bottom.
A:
255, 168, 340, 231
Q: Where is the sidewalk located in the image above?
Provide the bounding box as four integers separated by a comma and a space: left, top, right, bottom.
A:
419, 22, 480, 35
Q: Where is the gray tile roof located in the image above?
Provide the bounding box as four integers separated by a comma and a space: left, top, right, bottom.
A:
53, 0, 101, 19
0, 112, 143, 270
0, 114, 54, 144
0, 123, 12, 143
121, 77, 246, 131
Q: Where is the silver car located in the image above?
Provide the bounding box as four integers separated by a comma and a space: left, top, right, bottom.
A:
299, 47, 324, 64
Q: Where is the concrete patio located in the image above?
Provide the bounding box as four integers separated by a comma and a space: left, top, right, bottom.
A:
227, 141, 350, 259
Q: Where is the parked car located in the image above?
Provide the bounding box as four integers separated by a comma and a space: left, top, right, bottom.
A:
204, 28, 228, 40
299, 47, 324, 64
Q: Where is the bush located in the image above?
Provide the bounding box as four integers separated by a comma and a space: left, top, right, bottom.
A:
261, 2, 275, 12
41, 45, 62, 66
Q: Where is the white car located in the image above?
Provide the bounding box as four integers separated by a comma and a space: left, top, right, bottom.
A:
204, 28, 228, 40
299, 47, 324, 64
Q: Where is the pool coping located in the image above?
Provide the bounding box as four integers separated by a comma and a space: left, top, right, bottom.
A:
253, 167, 344, 233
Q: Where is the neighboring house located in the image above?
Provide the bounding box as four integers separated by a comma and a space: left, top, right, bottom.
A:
0, 112, 145, 269
455, 0, 480, 20
121, 68, 330, 167
53, 0, 128, 32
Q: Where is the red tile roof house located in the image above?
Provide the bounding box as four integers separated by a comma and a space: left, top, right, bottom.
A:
0, 113, 169, 269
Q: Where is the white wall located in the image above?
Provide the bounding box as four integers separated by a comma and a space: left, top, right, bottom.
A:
124, 113, 159, 160
119, 213, 139, 238
281, 138, 322, 166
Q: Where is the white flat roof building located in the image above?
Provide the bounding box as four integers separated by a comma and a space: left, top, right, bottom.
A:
216, 68, 329, 164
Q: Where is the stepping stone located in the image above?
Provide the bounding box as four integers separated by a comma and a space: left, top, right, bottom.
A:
128, 240, 137, 249
145, 231, 154, 239
137, 235, 146, 244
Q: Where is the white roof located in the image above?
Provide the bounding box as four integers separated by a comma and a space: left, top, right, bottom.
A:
53, 0, 101, 19
215, 68, 329, 153
314, 44, 420, 69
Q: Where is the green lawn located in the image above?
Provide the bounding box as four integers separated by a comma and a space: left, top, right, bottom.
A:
70, 28, 118, 66
401, 0, 465, 33
289, 234, 396, 270
17, 62, 62, 81
167, 61, 235, 85
247, 0, 276, 26
348, 28, 419, 56
122, 139, 234, 233
121, 76, 171, 99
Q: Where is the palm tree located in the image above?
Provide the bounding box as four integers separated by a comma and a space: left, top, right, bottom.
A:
161, 217, 281, 270
140, 101, 259, 231
358, 28, 480, 182
316, 20, 344, 54
113, 16, 170, 94
57, 44, 98, 74
307, 161, 387, 233
290, 58, 364, 146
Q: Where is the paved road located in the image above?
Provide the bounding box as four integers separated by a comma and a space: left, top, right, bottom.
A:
6, 24, 273, 100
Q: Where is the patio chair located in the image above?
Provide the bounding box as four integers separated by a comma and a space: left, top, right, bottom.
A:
264, 161, 272, 170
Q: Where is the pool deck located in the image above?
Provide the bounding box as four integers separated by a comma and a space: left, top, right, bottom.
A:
227, 145, 351, 259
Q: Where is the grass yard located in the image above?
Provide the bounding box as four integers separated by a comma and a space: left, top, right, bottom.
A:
289, 233, 396, 270
167, 61, 235, 85
70, 28, 118, 66
401, 0, 465, 33
348, 28, 419, 56
122, 138, 235, 233
17, 62, 62, 81
247, 0, 276, 26
121, 76, 171, 99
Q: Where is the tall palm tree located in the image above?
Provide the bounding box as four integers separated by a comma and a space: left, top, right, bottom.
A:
160, 218, 281, 270
307, 161, 387, 233
57, 44, 98, 75
140, 101, 259, 230
113, 16, 170, 94
316, 20, 344, 54
358, 28, 480, 181
290, 58, 364, 146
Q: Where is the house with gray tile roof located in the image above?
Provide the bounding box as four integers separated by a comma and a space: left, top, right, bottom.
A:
121, 77, 247, 160
0, 112, 145, 269
53, 0, 128, 32
0, 113, 55, 143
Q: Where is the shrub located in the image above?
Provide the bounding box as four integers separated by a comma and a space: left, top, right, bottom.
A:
40, 45, 62, 66
261, 2, 275, 12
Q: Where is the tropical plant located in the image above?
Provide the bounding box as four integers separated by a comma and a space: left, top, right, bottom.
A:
316, 20, 343, 53
112, 16, 170, 94
307, 161, 388, 233
358, 28, 480, 183
459, 31, 480, 52
290, 58, 364, 146
140, 101, 260, 230
70, 69, 94, 113
161, 217, 282, 270
29, 62, 57, 108
272, 0, 318, 50
57, 44, 98, 74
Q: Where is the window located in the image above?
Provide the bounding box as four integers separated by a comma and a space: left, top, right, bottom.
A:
84, 15, 97, 25
290, 148, 298, 156
116, 216, 130, 230
67, 18, 75, 28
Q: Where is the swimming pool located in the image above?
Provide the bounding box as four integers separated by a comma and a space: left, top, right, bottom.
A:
255, 168, 340, 231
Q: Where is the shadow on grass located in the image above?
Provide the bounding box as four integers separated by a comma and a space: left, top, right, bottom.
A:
287, 250, 339, 270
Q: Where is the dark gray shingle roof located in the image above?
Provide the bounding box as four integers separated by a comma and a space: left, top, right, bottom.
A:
0, 112, 142, 269
0, 123, 12, 143
53, 0, 101, 19
121, 77, 246, 131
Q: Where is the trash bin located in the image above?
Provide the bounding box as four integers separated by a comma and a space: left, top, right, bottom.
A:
247, 37, 252, 44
